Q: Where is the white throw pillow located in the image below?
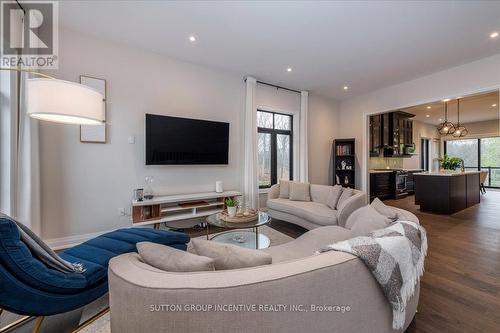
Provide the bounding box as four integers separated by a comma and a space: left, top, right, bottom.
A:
191, 239, 272, 270
371, 198, 398, 222
346, 206, 392, 237
336, 187, 354, 210
137, 242, 215, 272
279, 180, 291, 199
289, 182, 311, 201
326, 185, 343, 210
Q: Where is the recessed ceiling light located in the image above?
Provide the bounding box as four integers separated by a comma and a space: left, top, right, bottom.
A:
442, 98, 451, 102
492, 104, 498, 107
189, 35, 196, 42
490, 32, 499, 39
287, 67, 292, 72
426, 115, 430, 118
343, 86, 349, 90
426, 106, 432, 109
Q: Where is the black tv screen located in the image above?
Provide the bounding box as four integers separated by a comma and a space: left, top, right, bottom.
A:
145, 114, 229, 165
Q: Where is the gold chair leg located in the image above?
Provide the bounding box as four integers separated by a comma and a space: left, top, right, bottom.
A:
70, 307, 109, 333
32, 317, 45, 333
0, 316, 34, 333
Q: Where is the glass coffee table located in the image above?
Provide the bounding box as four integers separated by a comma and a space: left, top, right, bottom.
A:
206, 211, 271, 249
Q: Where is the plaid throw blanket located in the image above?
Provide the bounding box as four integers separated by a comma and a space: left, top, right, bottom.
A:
318, 221, 427, 329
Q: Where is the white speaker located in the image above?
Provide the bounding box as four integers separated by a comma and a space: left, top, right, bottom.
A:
215, 181, 224, 193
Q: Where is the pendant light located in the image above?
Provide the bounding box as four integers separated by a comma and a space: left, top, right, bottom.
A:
452, 98, 468, 138
437, 100, 455, 135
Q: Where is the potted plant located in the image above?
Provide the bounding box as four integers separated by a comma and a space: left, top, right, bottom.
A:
440, 155, 462, 171
225, 198, 238, 217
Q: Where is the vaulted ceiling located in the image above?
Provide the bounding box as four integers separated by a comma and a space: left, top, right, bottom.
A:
59, 1, 500, 100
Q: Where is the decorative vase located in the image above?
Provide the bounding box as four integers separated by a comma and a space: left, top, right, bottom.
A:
144, 176, 154, 200
215, 181, 224, 193
227, 206, 237, 217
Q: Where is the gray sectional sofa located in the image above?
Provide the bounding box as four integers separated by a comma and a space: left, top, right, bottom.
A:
267, 183, 366, 229
108, 206, 420, 333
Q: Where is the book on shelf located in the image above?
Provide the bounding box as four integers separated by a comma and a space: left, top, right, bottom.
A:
336, 144, 353, 156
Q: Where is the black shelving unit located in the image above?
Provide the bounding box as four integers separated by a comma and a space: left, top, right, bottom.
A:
333, 139, 355, 188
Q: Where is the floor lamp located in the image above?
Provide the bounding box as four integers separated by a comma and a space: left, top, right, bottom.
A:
0, 67, 105, 125
0, 68, 105, 333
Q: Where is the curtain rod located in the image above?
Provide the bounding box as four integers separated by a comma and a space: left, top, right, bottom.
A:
244, 77, 301, 94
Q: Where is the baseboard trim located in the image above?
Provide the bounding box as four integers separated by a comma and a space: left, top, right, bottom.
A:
44, 231, 108, 251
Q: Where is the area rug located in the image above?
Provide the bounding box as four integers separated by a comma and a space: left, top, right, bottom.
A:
78, 225, 293, 333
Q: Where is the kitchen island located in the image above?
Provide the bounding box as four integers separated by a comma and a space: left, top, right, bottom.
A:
414, 171, 480, 214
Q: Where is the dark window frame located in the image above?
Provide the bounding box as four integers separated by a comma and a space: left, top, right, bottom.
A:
257, 110, 293, 188
421, 138, 429, 171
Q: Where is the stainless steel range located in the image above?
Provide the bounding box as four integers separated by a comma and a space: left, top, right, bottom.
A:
395, 170, 408, 199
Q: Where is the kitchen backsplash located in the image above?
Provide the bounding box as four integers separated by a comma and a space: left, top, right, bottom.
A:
370, 156, 405, 170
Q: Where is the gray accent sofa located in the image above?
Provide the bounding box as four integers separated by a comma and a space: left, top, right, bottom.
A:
108, 207, 420, 333
267, 184, 366, 229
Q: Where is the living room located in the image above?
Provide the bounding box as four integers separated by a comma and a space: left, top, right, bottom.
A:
1, 1, 499, 333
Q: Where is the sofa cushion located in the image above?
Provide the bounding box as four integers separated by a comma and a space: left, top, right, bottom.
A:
267, 199, 338, 226
137, 242, 215, 272
371, 198, 398, 222
263, 226, 352, 262
310, 184, 333, 204
191, 239, 272, 270
346, 205, 392, 237
279, 180, 291, 199
326, 185, 343, 210
289, 182, 311, 201
337, 187, 353, 210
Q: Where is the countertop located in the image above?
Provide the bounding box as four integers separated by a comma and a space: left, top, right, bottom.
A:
370, 169, 394, 174
413, 171, 481, 177
370, 169, 424, 174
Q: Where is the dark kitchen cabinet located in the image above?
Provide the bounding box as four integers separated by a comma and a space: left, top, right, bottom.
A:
382, 113, 391, 148
381, 111, 414, 157
406, 170, 422, 194
370, 172, 395, 202
369, 114, 382, 157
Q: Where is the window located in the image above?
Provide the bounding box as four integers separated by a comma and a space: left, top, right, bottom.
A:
257, 111, 293, 188
445, 137, 500, 188
480, 137, 500, 188
445, 139, 479, 169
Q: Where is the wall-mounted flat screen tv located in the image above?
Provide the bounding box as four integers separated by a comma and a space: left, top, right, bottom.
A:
145, 114, 229, 165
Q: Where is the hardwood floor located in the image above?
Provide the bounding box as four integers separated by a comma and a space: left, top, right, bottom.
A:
183, 192, 500, 332
385, 191, 500, 333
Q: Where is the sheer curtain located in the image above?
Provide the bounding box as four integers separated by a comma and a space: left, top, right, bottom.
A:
0, 70, 41, 234
243, 77, 259, 209
299, 91, 309, 182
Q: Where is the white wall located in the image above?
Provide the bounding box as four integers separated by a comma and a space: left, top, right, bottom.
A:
339, 53, 500, 191
308, 95, 339, 185
40, 28, 339, 240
